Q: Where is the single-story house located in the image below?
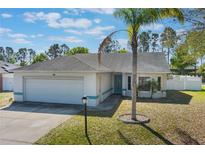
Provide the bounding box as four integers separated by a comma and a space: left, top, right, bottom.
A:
0, 61, 19, 92
13, 52, 170, 106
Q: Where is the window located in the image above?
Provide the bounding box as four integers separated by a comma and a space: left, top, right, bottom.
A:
128, 76, 131, 90
157, 77, 161, 91
138, 77, 151, 91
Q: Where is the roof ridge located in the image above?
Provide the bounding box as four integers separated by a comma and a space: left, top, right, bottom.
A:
74, 54, 111, 71
73, 55, 97, 71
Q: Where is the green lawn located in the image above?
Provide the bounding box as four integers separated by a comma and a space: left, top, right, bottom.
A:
36, 90, 205, 145
0, 92, 13, 108
202, 85, 205, 91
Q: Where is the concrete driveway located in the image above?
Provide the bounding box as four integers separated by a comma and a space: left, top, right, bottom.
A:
0, 102, 82, 145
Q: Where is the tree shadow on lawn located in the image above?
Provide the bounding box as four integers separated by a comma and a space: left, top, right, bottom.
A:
131, 91, 192, 105
116, 124, 173, 145
117, 124, 200, 145
140, 123, 174, 145
175, 128, 200, 145
117, 130, 134, 145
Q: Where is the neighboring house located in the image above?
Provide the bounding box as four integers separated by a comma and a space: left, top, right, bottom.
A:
13, 52, 170, 106
0, 61, 19, 92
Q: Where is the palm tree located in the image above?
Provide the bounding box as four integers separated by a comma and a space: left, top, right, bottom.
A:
149, 79, 159, 99
160, 27, 177, 64
100, 9, 184, 120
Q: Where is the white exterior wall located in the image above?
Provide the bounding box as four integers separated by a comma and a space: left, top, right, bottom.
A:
122, 73, 167, 98
96, 73, 112, 104
14, 72, 98, 106
2, 73, 14, 91
166, 75, 202, 90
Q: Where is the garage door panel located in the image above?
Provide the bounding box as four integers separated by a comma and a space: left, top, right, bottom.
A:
24, 78, 83, 104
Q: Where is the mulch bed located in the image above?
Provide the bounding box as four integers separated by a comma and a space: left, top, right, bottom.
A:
118, 113, 150, 124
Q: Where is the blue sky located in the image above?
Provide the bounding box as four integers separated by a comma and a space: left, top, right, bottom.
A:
0, 8, 192, 53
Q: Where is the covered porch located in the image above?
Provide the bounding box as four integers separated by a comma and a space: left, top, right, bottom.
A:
112, 72, 167, 98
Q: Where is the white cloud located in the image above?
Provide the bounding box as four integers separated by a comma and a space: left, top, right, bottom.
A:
55, 18, 92, 29
64, 29, 82, 35
96, 35, 107, 40
7, 32, 34, 44
85, 26, 115, 36
0, 27, 12, 33
49, 36, 83, 43
1, 13, 13, 18
94, 18, 101, 24
8, 32, 44, 39
23, 11, 92, 29
30, 34, 44, 38
82, 9, 115, 14
66, 36, 84, 43
14, 38, 31, 44
63, 9, 84, 15
64, 8, 115, 15
8, 33, 27, 38
23, 12, 61, 23
141, 23, 165, 31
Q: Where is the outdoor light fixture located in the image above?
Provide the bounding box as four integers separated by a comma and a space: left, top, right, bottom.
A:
82, 95, 88, 104
82, 95, 91, 144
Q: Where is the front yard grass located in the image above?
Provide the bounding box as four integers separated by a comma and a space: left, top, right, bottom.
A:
202, 85, 205, 91
0, 92, 13, 108
36, 90, 205, 145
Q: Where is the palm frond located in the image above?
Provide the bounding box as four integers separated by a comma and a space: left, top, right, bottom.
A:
159, 8, 185, 23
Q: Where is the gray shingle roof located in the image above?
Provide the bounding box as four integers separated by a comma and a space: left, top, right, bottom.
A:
14, 52, 170, 73
0, 61, 19, 73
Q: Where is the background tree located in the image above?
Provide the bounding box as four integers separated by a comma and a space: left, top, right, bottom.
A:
32, 53, 48, 64
113, 8, 184, 120
5, 47, 16, 64
104, 40, 121, 53
160, 27, 177, 64
60, 44, 70, 55
0, 47, 5, 61
151, 33, 159, 52
28, 48, 36, 64
185, 30, 205, 66
46, 44, 69, 59
65, 47, 89, 55
139, 31, 151, 52
16, 48, 28, 66
118, 48, 128, 53
46, 44, 61, 59
171, 43, 196, 75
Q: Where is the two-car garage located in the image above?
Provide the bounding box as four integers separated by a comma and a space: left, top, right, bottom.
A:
23, 77, 84, 105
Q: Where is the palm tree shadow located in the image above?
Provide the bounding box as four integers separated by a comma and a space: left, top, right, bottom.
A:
140, 123, 174, 145
86, 134, 92, 145
175, 128, 200, 145
117, 130, 134, 145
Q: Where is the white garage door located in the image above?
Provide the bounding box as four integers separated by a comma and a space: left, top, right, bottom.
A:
24, 77, 83, 104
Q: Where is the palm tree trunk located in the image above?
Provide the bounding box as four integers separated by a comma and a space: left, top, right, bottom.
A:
131, 33, 138, 120
167, 48, 170, 65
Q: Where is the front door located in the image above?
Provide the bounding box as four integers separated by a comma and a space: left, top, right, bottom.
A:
114, 74, 122, 94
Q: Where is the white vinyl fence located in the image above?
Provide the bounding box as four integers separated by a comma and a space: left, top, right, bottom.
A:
166, 75, 202, 90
